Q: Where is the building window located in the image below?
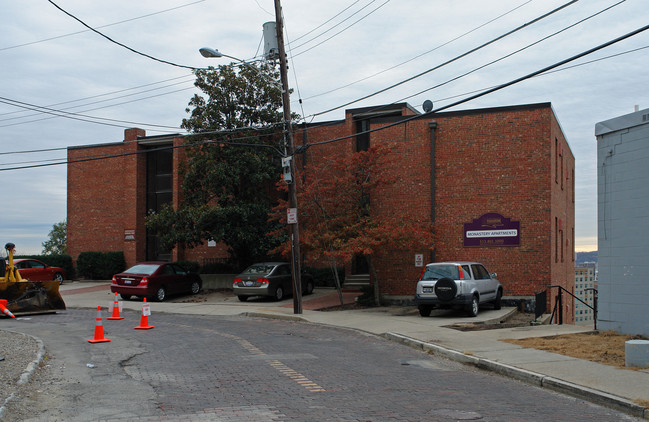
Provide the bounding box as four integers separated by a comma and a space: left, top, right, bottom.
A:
555, 138, 558, 184
555, 217, 558, 263
356, 119, 370, 152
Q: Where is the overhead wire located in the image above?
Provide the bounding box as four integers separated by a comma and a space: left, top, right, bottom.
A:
290, 0, 391, 58
47, 0, 205, 71
304, 22, 649, 150
290, 0, 362, 43
0, 96, 185, 131
0, 0, 206, 52
311, 0, 579, 117
302, 0, 535, 101
382, 0, 629, 110
3, 32, 648, 171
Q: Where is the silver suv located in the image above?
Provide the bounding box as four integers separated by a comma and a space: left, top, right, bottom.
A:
414, 262, 502, 317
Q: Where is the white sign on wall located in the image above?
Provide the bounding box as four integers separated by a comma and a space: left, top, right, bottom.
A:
415, 254, 424, 267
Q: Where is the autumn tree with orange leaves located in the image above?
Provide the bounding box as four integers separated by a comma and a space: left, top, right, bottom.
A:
272, 145, 433, 306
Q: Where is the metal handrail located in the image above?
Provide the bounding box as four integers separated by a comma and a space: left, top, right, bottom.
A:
548, 285, 598, 330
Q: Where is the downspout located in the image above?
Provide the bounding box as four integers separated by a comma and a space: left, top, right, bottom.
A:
429, 121, 437, 263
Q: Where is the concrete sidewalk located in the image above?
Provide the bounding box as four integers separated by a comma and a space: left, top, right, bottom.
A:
15, 282, 649, 419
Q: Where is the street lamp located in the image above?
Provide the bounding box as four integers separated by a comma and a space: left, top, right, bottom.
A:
198, 45, 303, 314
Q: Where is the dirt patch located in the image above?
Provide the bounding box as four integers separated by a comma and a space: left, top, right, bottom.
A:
502, 330, 649, 370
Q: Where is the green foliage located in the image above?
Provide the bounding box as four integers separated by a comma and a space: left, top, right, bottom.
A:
175, 260, 200, 274
77, 251, 126, 280
146, 63, 292, 270
42, 220, 66, 255
303, 266, 345, 287
14, 254, 75, 280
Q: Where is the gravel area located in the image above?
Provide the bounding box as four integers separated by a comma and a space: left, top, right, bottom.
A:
0, 329, 42, 416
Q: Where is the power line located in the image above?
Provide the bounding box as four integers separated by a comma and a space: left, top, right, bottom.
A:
302, 0, 535, 101
47, 0, 205, 71
312, 0, 579, 117
0, 0, 206, 52
0, 96, 185, 131
305, 22, 649, 150
290, 0, 391, 58
290, 0, 362, 43
392, 0, 626, 106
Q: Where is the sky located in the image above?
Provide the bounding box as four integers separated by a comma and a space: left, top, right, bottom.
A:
1, 0, 647, 255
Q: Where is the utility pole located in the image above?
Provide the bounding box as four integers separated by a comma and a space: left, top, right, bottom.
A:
273, 0, 302, 314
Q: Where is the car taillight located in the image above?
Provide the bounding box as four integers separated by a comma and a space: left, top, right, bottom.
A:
458, 266, 464, 279
257, 278, 270, 285
233, 278, 242, 287
111, 276, 117, 284
141, 277, 148, 286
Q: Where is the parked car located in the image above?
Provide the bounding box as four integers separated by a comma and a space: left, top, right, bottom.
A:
13, 258, 65, 284
233, 262, 314, 302
111, 262, 202, 302
414, 261, 502, 317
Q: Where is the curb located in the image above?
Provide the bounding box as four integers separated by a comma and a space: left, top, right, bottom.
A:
0, 331, 45, 419
382, 332, 648, 420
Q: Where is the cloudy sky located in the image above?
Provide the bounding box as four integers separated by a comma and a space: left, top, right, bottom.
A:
1, 0, 647, 255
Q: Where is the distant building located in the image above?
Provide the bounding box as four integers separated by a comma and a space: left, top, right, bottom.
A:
596, 107, 649, 336
574, 262, 597, 326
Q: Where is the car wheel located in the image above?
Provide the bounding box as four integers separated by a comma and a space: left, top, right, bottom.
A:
434, 277, 457, 302
190, 281, 200, 295
237, 295, 249, 302
155, 287, 167, 302
466, 295, 479, 317
53, 272, 64, 284
120, 294, 132, 301
418, 306, 432, 317
304, 280, 314, 295
493, 289, 502, 310
275, 286, 284, 301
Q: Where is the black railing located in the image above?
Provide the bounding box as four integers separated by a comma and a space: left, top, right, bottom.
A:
548, 285, 598, 330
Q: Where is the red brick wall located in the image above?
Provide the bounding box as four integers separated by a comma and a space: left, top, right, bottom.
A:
298, 104, 575, 304
68, 104, 574, 307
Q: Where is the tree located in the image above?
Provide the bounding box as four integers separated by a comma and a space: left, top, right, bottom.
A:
272, 145, 433, 306
146, 63, 288, 269
42, 220, 66, 255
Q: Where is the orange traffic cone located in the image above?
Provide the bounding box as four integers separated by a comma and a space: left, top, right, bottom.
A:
107, 292, 125, 320
88, 306, 111, 343
0, 299, 15, 318
134, 298, 154, 330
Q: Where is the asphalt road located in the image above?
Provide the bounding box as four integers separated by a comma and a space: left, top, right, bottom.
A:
2, 308, 642, 421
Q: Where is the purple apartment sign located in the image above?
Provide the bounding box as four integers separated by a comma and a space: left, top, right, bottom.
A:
463, 213, 520, 247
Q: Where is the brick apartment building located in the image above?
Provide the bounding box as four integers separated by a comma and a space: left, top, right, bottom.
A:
67, 102, 574, 316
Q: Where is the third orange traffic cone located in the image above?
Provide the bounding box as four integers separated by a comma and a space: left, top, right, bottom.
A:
88, 306, 111, 343
134, 298, 154, 330
107, 292, 125, 320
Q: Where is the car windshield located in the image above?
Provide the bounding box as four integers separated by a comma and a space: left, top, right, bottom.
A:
241, 264, 276, 275
421, 265, 459, 280
124, 264, 160, 275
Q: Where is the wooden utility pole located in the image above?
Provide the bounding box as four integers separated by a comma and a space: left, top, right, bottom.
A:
274, 0, 302, 314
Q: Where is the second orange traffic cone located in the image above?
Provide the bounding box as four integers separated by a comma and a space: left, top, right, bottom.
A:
88, 306, 111, 343
134, 298, 154, 330
107, 292, 125, 320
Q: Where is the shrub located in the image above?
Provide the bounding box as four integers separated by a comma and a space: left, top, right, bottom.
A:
304, 266, 345, 287
77, 251, 126, 280
200, 261, 237, 274
14, 254, 75, 280
175, 260, 200, 274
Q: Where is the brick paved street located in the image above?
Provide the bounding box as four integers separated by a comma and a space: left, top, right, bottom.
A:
2, 308, 642, 421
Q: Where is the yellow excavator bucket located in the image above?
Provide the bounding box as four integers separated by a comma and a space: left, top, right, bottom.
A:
0, 242, 66, 315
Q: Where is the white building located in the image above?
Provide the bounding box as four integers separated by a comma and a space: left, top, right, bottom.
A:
574, 262, 597, 326
595, 107, 649, 336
